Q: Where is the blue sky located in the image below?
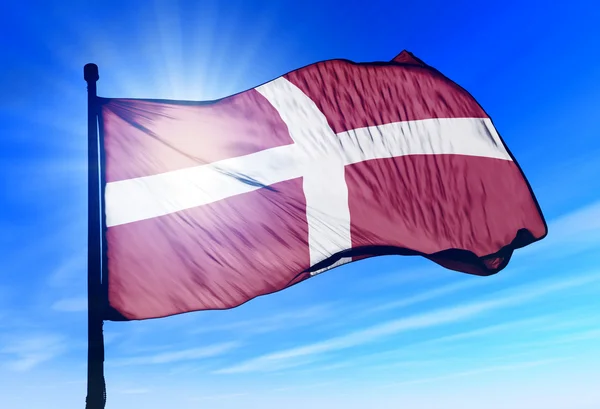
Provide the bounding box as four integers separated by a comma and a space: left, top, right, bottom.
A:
1, 0, 600, 408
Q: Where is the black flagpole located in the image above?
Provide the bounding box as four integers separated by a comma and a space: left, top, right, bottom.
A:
84, 63, 106, 409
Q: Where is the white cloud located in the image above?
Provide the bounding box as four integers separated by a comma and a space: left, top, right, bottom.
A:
498, 328, 600, 351
353, 265, 443, 291
363, 278, 496, 315
47, 252, 87, 288
188, 393, 248, 402
214, 301, 486, 374
110, 341, 240, 366
52, 296, 87, 312
387, 358, 564, 387
1, 334, 67, 371
118, 388, 151, 395
519, 199, 600, 258
421, 315, 553, 345
304, 317, 554, 373
103, 331, 121, 345
214, 272, 600, 374
191, 303, 336, 336
271, 381, 340, 393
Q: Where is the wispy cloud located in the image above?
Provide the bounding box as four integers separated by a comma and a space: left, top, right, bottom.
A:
191, 303, 336, 336
47, 252, 87, 288
103, 331, 121, 345
321, 317, 555, 371
421, 316, 553, 346
363, 278, 495, 315
0, 333, 67, 371
497, 328, 600, 352
299, 358, 444, 376
519, 199, 600, 258
214, 272, 600, 374
117, 388, 151, 395
537, 314, 600, 332
386, 358, 564, 387
352, 265, 444, 292
52, 296, 87, 312
294, 315, 556, 375
271, 380, 341, 393
110, 341, 240, 367
188, 392, 249, 402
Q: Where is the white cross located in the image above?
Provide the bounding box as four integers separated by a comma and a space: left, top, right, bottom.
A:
105, 77, 512, 272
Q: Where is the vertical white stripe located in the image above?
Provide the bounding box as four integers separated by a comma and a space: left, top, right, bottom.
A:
255, 77, 345, 160
303, 163, 352, 266
256, 78, 353, 266
310, 257, 353, 277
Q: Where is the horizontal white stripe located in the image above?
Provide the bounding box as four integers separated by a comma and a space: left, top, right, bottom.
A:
105, 116, 511, 227
340, 116, 508, 166
106, 144, 298, 227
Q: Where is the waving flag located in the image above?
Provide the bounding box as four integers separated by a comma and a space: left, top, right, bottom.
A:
98, 51, 547, 321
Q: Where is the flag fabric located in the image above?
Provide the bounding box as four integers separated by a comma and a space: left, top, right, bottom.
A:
98, 50, 547, 321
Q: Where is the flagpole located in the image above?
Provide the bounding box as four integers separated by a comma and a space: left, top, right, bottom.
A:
84, 63, 106, 409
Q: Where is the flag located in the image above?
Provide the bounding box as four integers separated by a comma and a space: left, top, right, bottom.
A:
98, 50, 547, 321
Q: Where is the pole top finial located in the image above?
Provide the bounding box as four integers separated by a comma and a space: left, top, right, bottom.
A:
84, 63, 99, 82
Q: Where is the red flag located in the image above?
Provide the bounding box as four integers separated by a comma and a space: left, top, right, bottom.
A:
99, 51, 547, 320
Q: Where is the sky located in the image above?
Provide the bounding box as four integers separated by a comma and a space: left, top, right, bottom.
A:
1, 0, 600, 408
